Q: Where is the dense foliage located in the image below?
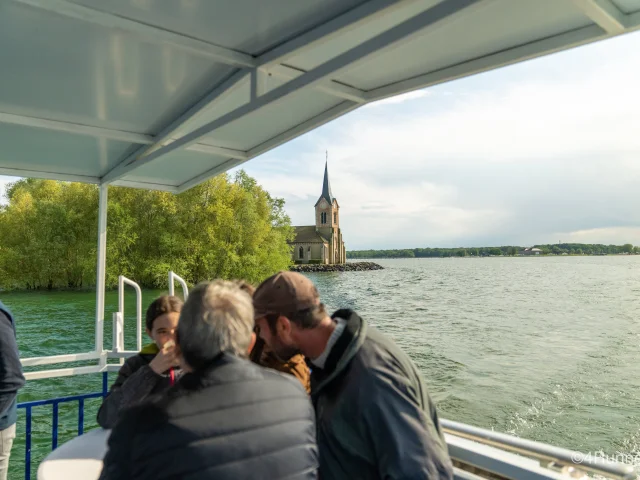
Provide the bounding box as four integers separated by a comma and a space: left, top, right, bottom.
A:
348, 243, 639, 259
0, 172, 293, 290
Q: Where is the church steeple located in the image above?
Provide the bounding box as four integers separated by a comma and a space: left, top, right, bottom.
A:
320, 160, 334, 205
315, 152, 335, 208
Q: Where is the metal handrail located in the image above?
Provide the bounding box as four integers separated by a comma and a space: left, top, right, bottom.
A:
441, 419, 637, 480
168, 271, 189, 300
16, 372, 109, 480
13, 386, 636, 480
118, 275, 143, 351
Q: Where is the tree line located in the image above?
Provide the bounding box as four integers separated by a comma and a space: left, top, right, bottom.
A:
347, 243, 639, 259
0, 172, 293, 291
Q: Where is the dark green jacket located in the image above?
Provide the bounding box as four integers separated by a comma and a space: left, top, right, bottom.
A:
97, 343, 178, 429
311, 309, 453, 480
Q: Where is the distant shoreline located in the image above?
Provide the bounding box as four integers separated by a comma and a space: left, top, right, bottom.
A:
346, 253, 638, 259
347, 243, 638, 259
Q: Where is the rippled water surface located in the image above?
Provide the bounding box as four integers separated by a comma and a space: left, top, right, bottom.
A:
4, 256, 640, 477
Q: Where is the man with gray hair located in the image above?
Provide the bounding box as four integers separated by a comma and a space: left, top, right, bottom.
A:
99, 280, 318, 480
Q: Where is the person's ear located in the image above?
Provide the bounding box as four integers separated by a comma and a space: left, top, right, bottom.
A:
277, 315, 293, 340
146, 328, 153, 339
247, 332, 257, 355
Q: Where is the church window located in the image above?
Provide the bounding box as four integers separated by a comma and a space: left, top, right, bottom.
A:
333, 212, 337, 224
299, 246, 304, 259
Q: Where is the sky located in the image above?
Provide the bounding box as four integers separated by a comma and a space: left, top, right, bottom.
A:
2, 30, 640, 250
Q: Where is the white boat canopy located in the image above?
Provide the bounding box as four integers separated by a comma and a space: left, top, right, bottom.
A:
1, 0, 640, 192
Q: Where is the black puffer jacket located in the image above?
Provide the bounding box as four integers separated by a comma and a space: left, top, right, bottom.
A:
99, 353, 318, 480
97, 343, 176, 429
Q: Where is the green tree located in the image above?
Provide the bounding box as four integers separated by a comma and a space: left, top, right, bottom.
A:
0, 180, 97, 289
0, 172, 292, 290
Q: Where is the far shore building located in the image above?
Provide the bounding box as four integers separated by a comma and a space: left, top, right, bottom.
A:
289, 162, 346, 264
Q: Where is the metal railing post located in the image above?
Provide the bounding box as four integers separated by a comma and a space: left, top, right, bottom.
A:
168, 271, 189, 300
25, 405, 32, 480
51, 403, 59, 450
112, 312, 124, 363
95, 184, 108, 369
103, 371, 109, 396
117, 276, 143, 351
77, 398, 85, 436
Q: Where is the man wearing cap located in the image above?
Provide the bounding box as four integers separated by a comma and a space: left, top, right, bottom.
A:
253, 271, 454, 480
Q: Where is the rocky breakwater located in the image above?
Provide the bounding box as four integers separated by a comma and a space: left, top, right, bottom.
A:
290, 262, 383, 273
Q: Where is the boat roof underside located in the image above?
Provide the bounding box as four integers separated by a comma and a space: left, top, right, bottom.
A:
1, 0, 639, 193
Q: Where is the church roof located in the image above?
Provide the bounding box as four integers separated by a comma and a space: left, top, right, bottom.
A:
315, 161, 334, 207
289, 226, 328, 244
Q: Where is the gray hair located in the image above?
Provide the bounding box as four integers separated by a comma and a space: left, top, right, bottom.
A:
177, 280, 254, 370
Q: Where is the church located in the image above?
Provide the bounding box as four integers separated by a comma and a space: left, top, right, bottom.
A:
289, 162, 346, 264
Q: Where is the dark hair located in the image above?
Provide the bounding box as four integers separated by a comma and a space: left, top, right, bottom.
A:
233, 280, 256, 297
145, 295, 183, 331
264, 303, 326, 334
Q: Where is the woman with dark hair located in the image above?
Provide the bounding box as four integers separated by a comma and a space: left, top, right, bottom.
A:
97, 295, 183, 429
235, 280, 311, 394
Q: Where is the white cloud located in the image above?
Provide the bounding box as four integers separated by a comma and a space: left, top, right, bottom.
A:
365, 89, 430, 107
551, 227, 640, 246
331, 59, 640, 166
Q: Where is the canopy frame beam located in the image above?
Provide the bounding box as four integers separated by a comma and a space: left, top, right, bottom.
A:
176, 100, 360, 193
571, 0, 627, 34
96, 0, 410, 185
14, 0, 257, 67
13, 0, 374, 103
367, 8, 640, 103
0, 111, 248, 160
102, 0, 486, 184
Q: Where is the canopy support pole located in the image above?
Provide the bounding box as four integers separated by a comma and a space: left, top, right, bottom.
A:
95, 184, 108, 368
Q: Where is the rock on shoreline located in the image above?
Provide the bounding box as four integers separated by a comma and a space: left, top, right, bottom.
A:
290, 262, 384, 273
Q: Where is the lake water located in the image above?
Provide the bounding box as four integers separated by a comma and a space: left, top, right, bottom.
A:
4, 256, 640, 478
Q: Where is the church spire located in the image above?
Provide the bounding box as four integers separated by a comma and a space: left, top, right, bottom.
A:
320, 153, 334, 204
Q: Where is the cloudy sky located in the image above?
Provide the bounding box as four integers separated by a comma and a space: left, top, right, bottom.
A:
239, 30, 640, 250
2, 31, 640, 250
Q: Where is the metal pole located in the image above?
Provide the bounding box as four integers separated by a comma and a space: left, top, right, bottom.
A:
95, 184, 108, 367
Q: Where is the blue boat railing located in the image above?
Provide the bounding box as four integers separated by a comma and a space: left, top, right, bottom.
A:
16, 372, 109, 480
